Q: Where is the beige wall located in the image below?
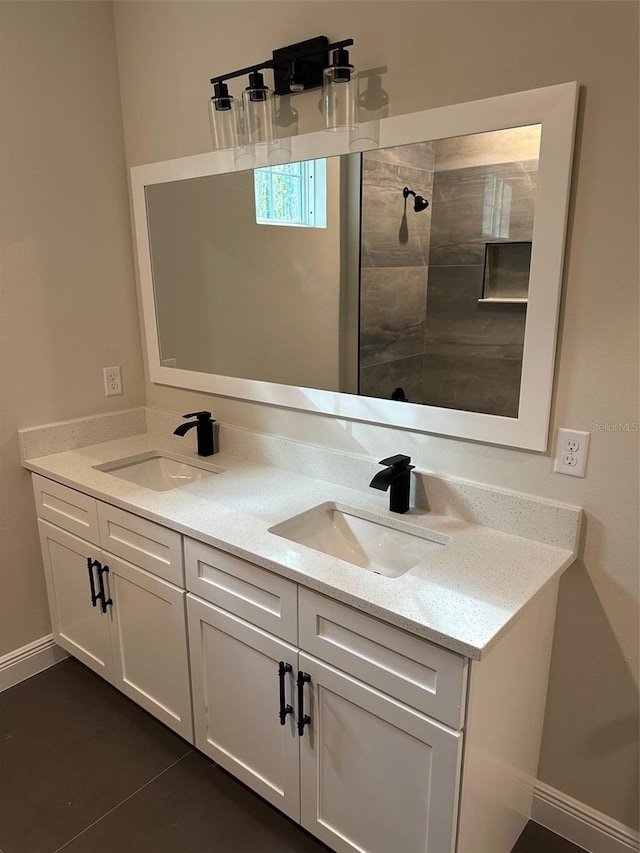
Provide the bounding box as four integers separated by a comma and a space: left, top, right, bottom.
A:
146, 159, 342, 388
0, 3, 145, 653
113, 1, 639, 828
0, 0, 636, 833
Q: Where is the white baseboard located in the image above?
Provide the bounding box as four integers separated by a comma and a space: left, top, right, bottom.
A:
533, 780, 639, 853
0, 635, 68, 692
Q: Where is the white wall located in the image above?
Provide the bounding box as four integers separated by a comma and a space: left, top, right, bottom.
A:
0, 2, 145, 652
113, 1, 639, 828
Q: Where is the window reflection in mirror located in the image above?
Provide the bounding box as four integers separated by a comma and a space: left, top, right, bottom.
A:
254, 159, 327, 228
145, 124, 540, 419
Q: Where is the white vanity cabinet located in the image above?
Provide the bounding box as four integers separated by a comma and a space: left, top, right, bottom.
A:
33, 475, 193, 741
31, 472, 562, 853
185, 537, 466, 853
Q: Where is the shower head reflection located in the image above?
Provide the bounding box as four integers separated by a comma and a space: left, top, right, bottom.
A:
403, 186, 429, 212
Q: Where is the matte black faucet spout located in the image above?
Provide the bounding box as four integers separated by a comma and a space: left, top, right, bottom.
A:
174, 411, 216, 457
369, 454, 415, 514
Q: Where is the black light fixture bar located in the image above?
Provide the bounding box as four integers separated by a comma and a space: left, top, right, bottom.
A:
210, 60, 273, 87
210, 37, 354, 94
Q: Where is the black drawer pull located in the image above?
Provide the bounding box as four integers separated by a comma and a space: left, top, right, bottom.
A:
277, 661, 293, 725
297, 671, 311, 736
96, 563, 113, 614
86, 558, 100, 607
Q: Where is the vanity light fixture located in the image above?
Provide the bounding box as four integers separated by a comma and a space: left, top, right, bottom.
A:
208, 35, 356, 151
403, 186, 429, 212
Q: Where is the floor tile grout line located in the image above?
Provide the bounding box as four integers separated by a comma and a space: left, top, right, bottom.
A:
52, 749, 192, 853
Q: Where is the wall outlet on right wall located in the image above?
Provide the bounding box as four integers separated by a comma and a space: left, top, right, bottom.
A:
553, 428, 590, 477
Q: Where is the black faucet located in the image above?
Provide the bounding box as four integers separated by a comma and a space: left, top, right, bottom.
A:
173, 411, 216, 456
369, 454, 415, 514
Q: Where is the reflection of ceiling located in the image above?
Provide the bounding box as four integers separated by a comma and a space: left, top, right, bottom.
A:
434, 125, 541, 171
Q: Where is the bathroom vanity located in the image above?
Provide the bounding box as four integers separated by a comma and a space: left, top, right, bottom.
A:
21, 413, 581, 853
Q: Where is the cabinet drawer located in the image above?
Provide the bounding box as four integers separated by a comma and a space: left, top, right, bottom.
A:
33, 475, 99, 545
185, 538, 297, 644
97, 503, 183, 586
299, 589, 467, 729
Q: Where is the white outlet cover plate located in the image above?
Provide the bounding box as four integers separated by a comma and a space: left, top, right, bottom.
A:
554, 428, 590, 477
104, 366, 122, 396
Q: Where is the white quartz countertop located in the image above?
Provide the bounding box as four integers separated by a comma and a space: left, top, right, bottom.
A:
24, 432, 578, 660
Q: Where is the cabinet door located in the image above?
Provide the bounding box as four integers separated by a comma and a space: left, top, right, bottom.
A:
187, 594, 300, 821
106, 554, 193, 742
38, 520, 113, 681
299, 653, 462, 853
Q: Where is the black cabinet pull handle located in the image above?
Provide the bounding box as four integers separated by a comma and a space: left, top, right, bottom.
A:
277, 661, 293, 725
297, 671, 311, 736
86, 558, 100, 607
96, 564, 113, 614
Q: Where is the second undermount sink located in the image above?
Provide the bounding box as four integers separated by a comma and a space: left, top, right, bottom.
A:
269, 502, 449, 578
95, 452, 225, 492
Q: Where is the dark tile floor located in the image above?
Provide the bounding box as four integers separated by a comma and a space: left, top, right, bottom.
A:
0, 659, 587, 853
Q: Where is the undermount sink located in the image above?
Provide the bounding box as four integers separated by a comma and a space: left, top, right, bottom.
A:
269, 502, 449, 578
95, 452, 225, 492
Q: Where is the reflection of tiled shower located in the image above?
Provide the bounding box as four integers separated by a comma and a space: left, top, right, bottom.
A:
359, 142, 435, 402
359, 128, 539, 418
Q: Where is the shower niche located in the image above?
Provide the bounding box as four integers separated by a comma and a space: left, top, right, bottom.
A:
480, 241, 532, 303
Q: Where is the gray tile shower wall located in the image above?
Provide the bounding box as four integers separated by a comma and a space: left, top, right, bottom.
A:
360, 158, 433, 269
359, 267, 428, 368
428, 159, 538, 267
359, 353, 426, 403
358, 132, 538, 413
423, 154, 537, 417
359, 143, 435, 402
421, 347, 524, 417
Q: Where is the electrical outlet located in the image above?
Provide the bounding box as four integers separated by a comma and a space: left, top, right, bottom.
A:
103, 366, 123, 397
554, 428, 590, 477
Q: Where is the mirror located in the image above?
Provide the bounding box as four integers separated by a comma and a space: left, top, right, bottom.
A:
132, 83, 577, 450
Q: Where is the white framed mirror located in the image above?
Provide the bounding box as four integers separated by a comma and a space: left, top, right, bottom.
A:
131, 82, 578, 451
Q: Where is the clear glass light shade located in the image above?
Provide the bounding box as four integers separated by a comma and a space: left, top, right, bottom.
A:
242, 73, 277, 144
322, 62, 359, 131
208, 94, 239, 150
